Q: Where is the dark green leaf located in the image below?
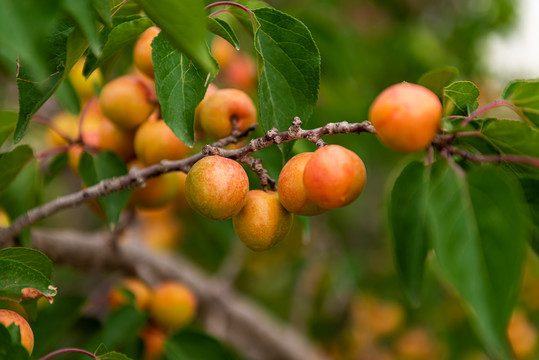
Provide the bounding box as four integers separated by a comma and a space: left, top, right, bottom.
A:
0, 111, 18, 146
0, 325, 29, 360
427, 160, 527, 357
207, 18, 240, 50
98, 352, 133, 360
44, 152, 69, 185
153, 33, 209, 147
135, 0, 217, 74
443, 81, 479, 116
0, 146, 34, 195
166, 329, 240, 360
388, 161, 430, 304
0, 259, 57, 301
253, 8, 320, 155
417, 66, 459, 98
61, 0, 101, 57
0, 248, 53, 279
502, 79, 539, 127
482, 119, 539, 157
54, 78, 81, 114
101, 306, 146, 349
92, 0, 112, 27
518, 176, 539, 255
84, 16, 153, 76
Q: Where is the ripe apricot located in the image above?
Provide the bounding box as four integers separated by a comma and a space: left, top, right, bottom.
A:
303, 145, 366, 209
211, 36, 237, 69
172, 171, 189, 211
129, 160, 179, 209
149, 282, 197, 331
133, 26, 160, 79
194, 83, 219, 133
108, 277, 152, 311
46, 111, 79, 146
98, 117, 135, 161
368, 82, 442, 152
507, 309, 537, 358
0, 209, 9, 227
140, 324, 167, 360
99, 75, 155, 130
0, 309, 34, 354
233, 190, 293, 251
138, 207, 183, 251
68, 58, 102, 103
222, 54, 257, 92
80, 98, 105, 148
278, 152, 328, 216
134, 120, 190, 165
198, 88, 257, 139
185, 156, 249, 220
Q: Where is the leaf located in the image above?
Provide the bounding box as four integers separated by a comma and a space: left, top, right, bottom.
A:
134, 0, 217, 74
166, 329, 240, 360
0, 325, 29, 360
518, 176, 539, 254
0, 146, 34, 195
0, 111, 18, 146
98, 352, 133, 360
417, 66, 459, 98
84, 16, 153, 77
443, 81, 479, 116
100, 306, 146, 349
0, 248, 53, 280
44, 152, 69, 185
207, 18, 240, 50
481, 119, 539, 158
502, 79, 539, 127
92, 0, 112, 27
78, 152, 131, 228
54, 78, 81, 114
152, 33, 210, 147
61, 0, 101, 57
253, 7, 320, 155
0, 259, 57, 302
388, 161, 430, 304
426, 160, 527, 357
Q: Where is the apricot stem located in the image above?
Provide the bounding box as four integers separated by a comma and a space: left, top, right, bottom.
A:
39, 348, 97, 360
461, 100, 517, 126
206, 1, 250, 15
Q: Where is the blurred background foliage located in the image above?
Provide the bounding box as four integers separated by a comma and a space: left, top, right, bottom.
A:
2, 0, 538, 359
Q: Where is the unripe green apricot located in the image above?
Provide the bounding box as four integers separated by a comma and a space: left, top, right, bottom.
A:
303, 145, 366, 209
185, 156, 249, 220
233, 190, 293, 251
278, 152, 328, 216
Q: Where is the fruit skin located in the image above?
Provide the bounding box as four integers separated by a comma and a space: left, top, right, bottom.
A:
0, 309, 34, 354
149, 282, 197, 331
133, 26, 160, 79
98, 117, 135, 161
68, 58, 102, 103
46, 111, 79, 146
0, 209, 10, 227
233, 190, 293, 252
222, 54, 257, 92
185, 156, 249, 220
99, 75, 155, 130
278, 152, 328, 216
368, 82, 442, 153
198, 88, 257, 139
129, 160, 179, 209
303, 145, 366, 209
140, 324, 167, 360
134, 120, 190, 165
211, 36, 237, 69
194, 83, 219, 133
108, 277, 152, 311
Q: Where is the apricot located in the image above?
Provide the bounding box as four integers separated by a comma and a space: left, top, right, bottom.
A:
222, 54, 257, 92
198, 88, 257, 139
149, 282, 197, 331
211, 36, 237, 69
46, 111, 79, 146
172, 171, 189, 211
0, 209, 10, 227
368, 82, 442, 153
303, 145, 366, 209
80, 98, 105, 148
140, 324, 167, 360
68, 58, 102, 103
99, 75, 155, 130
507, 309, 537, 358
134, 120, 190, 165
0, 309, 34, 354
108, 277, 152, 311
185, 156, 249, 220
278, 152, 328, 216
129, 160, 179, 209
133, 26, 160, 79
233, 190, 293, 251
194, 83, 219, 133
138, 207, 183, 251
98, 117, 135, 161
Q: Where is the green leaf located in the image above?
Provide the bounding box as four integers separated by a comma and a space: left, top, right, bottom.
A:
54, 78, 81, 114
443, 81, 479, 116
426, 160, 527, 357
0, 146, 34, 195
207, 18, 240, 50
0, 325, 29, 360
388, 161, 430, 304
518, 176, 539, 255
481, 119, 539, 158
0, 248, 53, 279
0, 259, 57, 301
253, 7, 320, 155
78, 152, 131, 228
44, 152, 69, 185
166, 329, 240, 360
61, 0, 101, 57
100, 306, 146, 349
92, 0, 112, 27
84, 16, 153, 77
134, 0, 217, 74
152, 33, 209, 147
0, 111, 18, 146
98, 352, 133, 360
502, 79, 539, 127
417, 66, 459, 98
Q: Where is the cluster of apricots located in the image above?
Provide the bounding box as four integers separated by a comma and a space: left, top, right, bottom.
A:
108, 278, 197, 360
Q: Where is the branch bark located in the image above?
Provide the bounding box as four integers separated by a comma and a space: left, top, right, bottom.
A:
30, 227, 331, 360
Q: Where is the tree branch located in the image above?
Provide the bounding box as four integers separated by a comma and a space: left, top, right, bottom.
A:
30, 227, 331, 360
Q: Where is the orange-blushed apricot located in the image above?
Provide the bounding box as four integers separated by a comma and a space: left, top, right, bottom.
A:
0, 309, 34, 354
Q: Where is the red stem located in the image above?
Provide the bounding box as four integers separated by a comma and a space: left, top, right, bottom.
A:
205, 1, 251, 14
461, 100, 515, 127
39, 348, 97, 360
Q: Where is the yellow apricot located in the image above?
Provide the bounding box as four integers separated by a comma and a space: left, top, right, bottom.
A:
133, 26, 160, 79
149, 282, 197, 331
68, 58, 102, 103
108, 277, 152, 311
129, 161, 179, 209
134, 120, 190, 165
